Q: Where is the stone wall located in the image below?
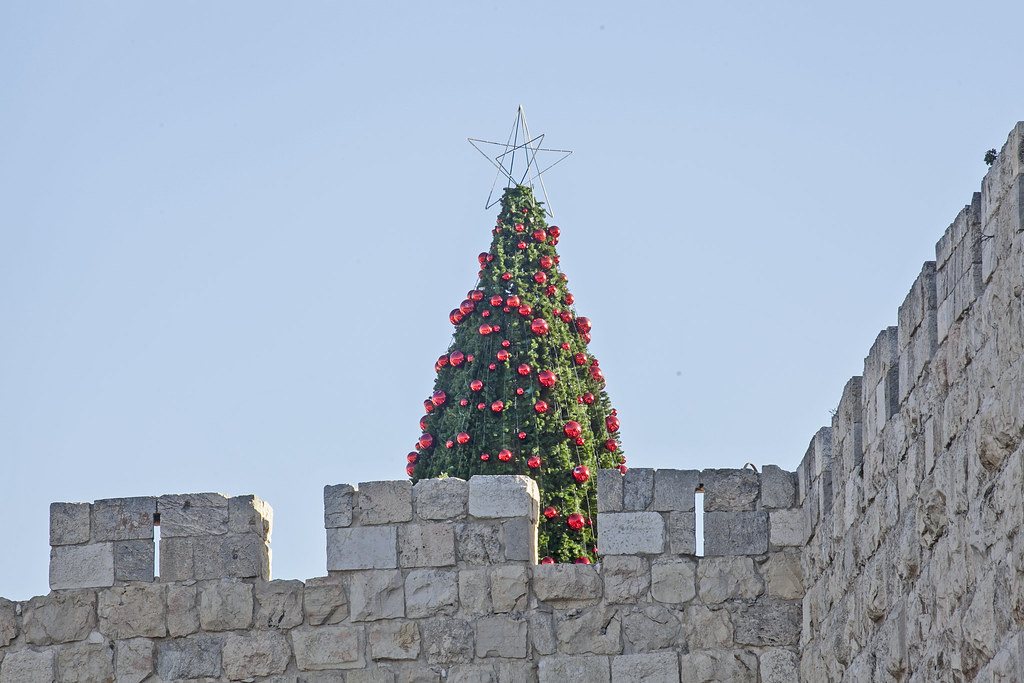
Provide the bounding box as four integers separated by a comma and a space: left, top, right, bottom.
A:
798, 122, 1024, 680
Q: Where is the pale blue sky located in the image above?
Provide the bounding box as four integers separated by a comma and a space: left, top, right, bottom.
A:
2, 1, 1022, 599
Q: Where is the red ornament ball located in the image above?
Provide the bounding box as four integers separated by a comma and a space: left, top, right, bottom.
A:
489, 295, 503, 306
406, 452, 418, 463
517, 432, 527, 440
567, 513, 585, 530
470, 290, 484, 301
563, 421, 582, 438
534, 400, 549, 414
496, 350, 510, 362
449, 310, 464, 325
459, 299, 475, 315
481, 309, 491, 318
477, 252, 489, 264
470, 380, 484, 392
533, 228, 547, 242
459, 399, 468, 406
514, 222, 525, 232
450, 351, 465, 366
417, 433, 434, 450
437, 354, 450, 368
419, 416, 429, 431
575, 557, 592, 565
606, 415, 620, 433
574, 353, 587, 366
545, 286, 556, 296
543, 506, 558, 519
517, 241, 527, 250
423, 399, 434, 413
533, 271, 547, 284
576, 317, 592, 333
477, 402, 486, 410
480, 453, 490, 461
491, 400, 504, 413
479, 324, 493, 335
431, 390, 447, 406
446, 440, 454, 449
502, 272, 512, 281
506, 295, 520, 307
572, 465, 591, 483
541, 556, 555, 564
527, 455, 542, 469
549, 226, 561, 238
467, 354, 475, 362
591, 367, 605, 382
517, 363, 532, 376
564, 292, 574, 304
497, 449, 513, 462
531, 318, 549, 335
618, 464, 629, 474
539, 255, 553, 269
605, 439, 618, 452
488, 362, 496, 370
583, 392, 595, 405
538, 370, 557, 387
519, 304, 533, 316
406, 464, 415, 477
575, 437, 585, 446
515, 387, 524, 395
456, 432, 471, 445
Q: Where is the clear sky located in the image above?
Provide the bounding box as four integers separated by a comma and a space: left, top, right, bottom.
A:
2, 1, 1022, 600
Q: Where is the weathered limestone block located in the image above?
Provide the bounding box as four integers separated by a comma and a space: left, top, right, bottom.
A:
760, 465, 797, 509
166, 583, 199, 637
457, 569, 491, 615
597, 469, 624, 512
422, 617, 474, 665
98, 583, 167, 638
602, 555, 649, 604
327, 526, 398, 571
468, 476, 539, 522
538, 655, 609, 683
651, 559, 697, 604
50, 542, 114, 590
502, 517, 538, 563
324, 484, 355, 528
555, 605, 621, 655
199, 579, 254, 631
490, 564, 528, 612
530, 611, 557, 656
413, 478, 468, 520
399, 523, 456, 567
228, 495, 272, 539
732, 602, 801, 646
447, 664, 494, 682
475, 614, 528, 658
157, 493, 227, 537
532, 564, 602, 605
405, 569, 458, 618
113, 539, 154, 582
115, 638, 155, 683
222, 631, 291, 679
455, 521, 502, 565
304, 575, 349, 625
358, 481, 414, 525
255, 579, 304, 629
622, 468, 655, 510
161, 533, 270, 581
702, 511, 767, 555
653, 469, 698, 511
702, 469, 759, 511
678, 649, 757, 682
759, 647, 799, 683
0, 648, 55, 683
764, 551, 803, 600
770, 508, 809, 547
50, 502, 91, 545
57, 641, 114, 683
350, 570, 405, 622
369, 620, 421, 661
666, 511, 696, 555
682, 605, 733, 650
596, 512, 665, 555
23, 591, 97, 645
621, 604, 681, 651
611, 652, 680, 683
156, 634, 222, 680
292, 625, 365, 671
0, 598, 17, 647
92, 497, 155, 542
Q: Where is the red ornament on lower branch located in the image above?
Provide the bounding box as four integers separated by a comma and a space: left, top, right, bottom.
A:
572, 465, 590, 483
567, 513, 585, 530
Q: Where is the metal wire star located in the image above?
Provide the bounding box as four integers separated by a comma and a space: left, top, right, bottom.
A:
468, 105, 573, 217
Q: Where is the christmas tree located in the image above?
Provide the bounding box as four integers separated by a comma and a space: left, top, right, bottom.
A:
407, 181, 626, 564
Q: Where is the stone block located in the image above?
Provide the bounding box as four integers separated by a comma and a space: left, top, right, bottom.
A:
422, 617, 475, 665
113, 539, 154, 582
458, 568, 491, 615
475, 614, 528, 658
530, 611, 557, 656
612, 652, 680, 682
228, 495, 272, 539
0, 598, 16, 647
597, 469, 624, 512
555, 605, 622, 655
702, 511, 768, 555
490, 564, 528, 612
49, 502, 91, 545
596, 511, 665, 555
357, 480, 413, 525
652, 469, 699, 511
696, 556, 763, 604
413, 477, 469, 520
502, 517, 538, 563
324, 484, 355, 528
679, 649, 757, 682
666, 511, 696, 555
651, 559, 697, 604
223, 631, 291, 679
115, 638, 155, 683
57, 642, 115, 683
156, 634, 222, 681
770, 508, 809, 547
23, 591, 96, 645
405, 569, 458, 618
764, 551, 804, 600
538, 655, 610, 683
468, 475, 540, 521
682, 604, 734, 650
91, 497, 156, 542
0, 649, 55, 683
455, 521, 502, 565
98, 583, 167, 638
327, 526, 397, 570
532, 564, 602, 605
304, 575, 348, 625
49, 542, 114, 590
399, 523, 456, 567
199, 579, 254, 631
166, 583, 199, 636
760, 465, 797, 509
255, 579, 304, 629
622, 468, 654, 510
759, 648, 800, 683
350, 570, 405, 621
601, 555, 649, 604
732, 602, 801, 646
157, 493, 228, 537
621, 603, 682, 651
293, 625, 365, 670
369, 620, 421, 660
702, 469, 759, 511
191, 533, 270, 580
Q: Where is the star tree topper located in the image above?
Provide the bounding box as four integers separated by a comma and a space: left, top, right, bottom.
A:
468, 105, 573, 216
